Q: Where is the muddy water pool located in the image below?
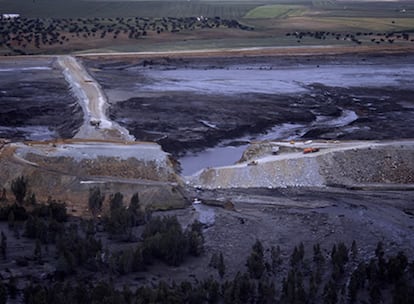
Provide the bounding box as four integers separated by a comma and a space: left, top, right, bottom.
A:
86, 55, 414, 175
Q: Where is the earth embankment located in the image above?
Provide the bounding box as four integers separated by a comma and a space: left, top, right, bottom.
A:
56, 55, 134, 141
189, 140, 414, 189
0, 139, 186, 215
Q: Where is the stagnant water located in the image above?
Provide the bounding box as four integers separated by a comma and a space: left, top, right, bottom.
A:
179, 110, 358, 175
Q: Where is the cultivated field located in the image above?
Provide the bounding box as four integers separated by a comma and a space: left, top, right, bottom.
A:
1, 0, 414, 54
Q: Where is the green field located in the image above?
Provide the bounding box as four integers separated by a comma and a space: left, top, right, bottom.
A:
244, 4, 306, 19
0, 0, 260, 18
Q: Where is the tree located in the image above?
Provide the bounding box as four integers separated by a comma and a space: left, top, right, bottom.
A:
271, 245, 282, 272
246, 239, 265, 279
351, 240, 358, 260
28, 193, 36, 205
7, 276, 17, 299
88, 187, 104, 218
142, 216, 189, 266
187, 220, 204, 257
257, 278, 276, 304
0, 188, 6, 202
331, 242, 349, 276
209, 251, 225, 278
218, 252, 225, 278
369, 284, 381, 304
104, 205, 135, 240
0, 280, 7, 304
7, 211, 14, 229
375, 241, 384, 259
392, 277, 412, 304
109, 192, 123, 212
323, 280, 337, 304
223, 272, 254, 304
309, 274, 318, 300
11, 176, 28, 204
291, 244, 304, 268
129, 192, 146, 225
387, 251, 408, 282
313, 243, 325, 265
130, 192, 140, 213
34, 239, 42, 263
0, 232, 6, 259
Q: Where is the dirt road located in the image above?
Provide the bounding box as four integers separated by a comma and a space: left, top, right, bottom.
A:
57, 55, 134, 141
77, 44, 414, 60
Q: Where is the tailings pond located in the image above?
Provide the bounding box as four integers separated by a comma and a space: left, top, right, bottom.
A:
84, 54, 414, 175
0, 57, 83, 140
1, 54, 413, 176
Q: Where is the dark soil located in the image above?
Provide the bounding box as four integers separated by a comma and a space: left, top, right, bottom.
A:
83, 54, 414, 156
109, 92, 317, 155
0, 67, 83, 141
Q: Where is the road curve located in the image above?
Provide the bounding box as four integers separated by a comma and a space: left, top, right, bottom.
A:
57, 55, 134, 141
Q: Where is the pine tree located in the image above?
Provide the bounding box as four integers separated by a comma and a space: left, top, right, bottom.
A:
130, 192, 140, 212
34, 239, 42, 263
88, 187, 104, 218
375, 241, 384, 259
351, 240, 358, 260
0, 232, 6, 259
0, 280, 7, 304
7, 211, 14, 229
369, 284, 381, 304
218, 252, 225, 278
246, 240, 265, 279
313, 243, 325, 265
323, 280, 337, 304
11, 176, 28, 204
109, 192, 123, 212
271, 245, 282, 272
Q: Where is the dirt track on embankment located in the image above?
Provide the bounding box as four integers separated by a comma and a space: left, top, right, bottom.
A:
57, 55, 134, 141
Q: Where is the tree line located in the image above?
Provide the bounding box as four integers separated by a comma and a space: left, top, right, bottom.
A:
0, 176, 413, 303
0, 16, 253, 55
286, 30, 413, 45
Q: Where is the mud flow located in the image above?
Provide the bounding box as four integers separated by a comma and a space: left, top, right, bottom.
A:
0, 58, 83, 140
84, 54, 414, 174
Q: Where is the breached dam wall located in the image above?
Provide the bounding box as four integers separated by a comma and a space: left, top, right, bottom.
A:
188, 140, 414, 189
